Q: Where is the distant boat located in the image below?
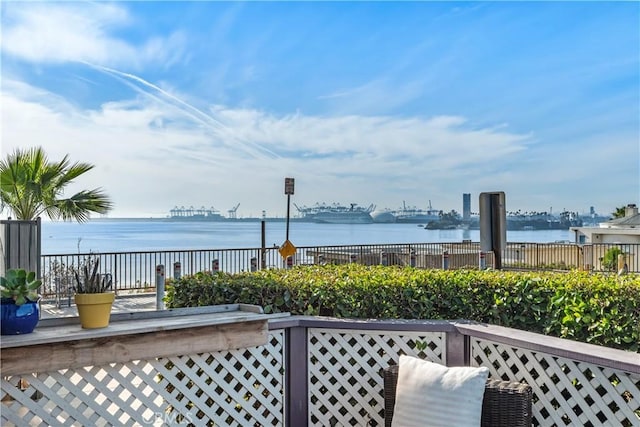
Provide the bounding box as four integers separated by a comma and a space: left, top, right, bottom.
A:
294, 203, 375, 224
506, 211, 582, 230
393, 200, 441, 224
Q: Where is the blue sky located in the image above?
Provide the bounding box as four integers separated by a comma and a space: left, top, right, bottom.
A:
1, 1, 638, 218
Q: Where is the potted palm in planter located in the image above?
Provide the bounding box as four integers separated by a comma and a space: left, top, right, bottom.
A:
0, 269, 42, 335
73, 257, 115, 329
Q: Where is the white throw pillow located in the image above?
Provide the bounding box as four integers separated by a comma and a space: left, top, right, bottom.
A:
390, 355, 489, 427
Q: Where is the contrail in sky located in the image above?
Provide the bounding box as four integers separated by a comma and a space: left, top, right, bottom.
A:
82, 61, 280, 161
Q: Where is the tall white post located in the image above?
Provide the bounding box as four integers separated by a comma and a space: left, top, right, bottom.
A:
156, 264, 165, 310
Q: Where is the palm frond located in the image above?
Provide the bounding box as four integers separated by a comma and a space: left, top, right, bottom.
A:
56, 189, 113, 222
0, 146, 113, 221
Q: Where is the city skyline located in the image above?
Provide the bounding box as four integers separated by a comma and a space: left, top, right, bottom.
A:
1, 2, 638, 218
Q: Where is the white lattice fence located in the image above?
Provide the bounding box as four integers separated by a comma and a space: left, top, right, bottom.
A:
1, 330, 285, 427
471, 338, 640, 427
307, 328, 445, 426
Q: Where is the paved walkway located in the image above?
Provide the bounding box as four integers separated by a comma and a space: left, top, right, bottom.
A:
40, 293, 158, 319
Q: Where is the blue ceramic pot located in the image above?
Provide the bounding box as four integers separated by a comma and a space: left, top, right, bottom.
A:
1, 298, 40, 335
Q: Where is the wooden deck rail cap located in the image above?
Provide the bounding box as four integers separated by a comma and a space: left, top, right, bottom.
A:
1, 305, 290, 376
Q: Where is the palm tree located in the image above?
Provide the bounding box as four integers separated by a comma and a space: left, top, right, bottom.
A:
0, 147, 112, 221
611, 206, 626, 219
611, 206, 627, 219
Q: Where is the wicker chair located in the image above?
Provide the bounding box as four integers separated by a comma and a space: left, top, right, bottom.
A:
383, 364, 533, 427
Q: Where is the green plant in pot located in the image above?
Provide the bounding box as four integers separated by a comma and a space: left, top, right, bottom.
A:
73, 257, 115, 329
1, 269, 42, 335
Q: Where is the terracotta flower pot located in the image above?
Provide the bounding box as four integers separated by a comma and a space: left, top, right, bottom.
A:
74, 293, 115, 329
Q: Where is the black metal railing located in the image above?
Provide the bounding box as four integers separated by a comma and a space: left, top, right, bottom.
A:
40, 241, 640, 300
503, 242, 640, 272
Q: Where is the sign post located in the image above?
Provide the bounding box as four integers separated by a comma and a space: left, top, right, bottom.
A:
284, 178, 294, 241
279, 177, 297, 264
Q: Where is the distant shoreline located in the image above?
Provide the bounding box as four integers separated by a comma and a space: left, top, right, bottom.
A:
88, 216, 301, 222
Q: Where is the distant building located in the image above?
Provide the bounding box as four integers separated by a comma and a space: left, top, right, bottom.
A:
571, 204, 640, 244
462, 193, 471, 221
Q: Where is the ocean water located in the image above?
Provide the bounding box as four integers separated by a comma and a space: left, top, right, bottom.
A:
41, 219, 574, 255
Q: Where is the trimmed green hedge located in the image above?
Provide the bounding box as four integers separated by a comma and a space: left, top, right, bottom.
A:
166, 264, 640, 352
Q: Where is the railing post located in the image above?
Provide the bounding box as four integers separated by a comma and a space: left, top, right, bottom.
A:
156, 264, 165, 310
618, 253, 628, 274
446, 328, 470, 367
36, 217, 42, 281
173, 261, 181, 279
380, 251, 388, 266
261, 220, 267, 270
577, 245, 583, 270
113, 253, 118, 295
286, 326, 308, 427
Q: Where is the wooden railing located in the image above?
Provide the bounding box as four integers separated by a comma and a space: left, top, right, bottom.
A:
2, 310, 638, 426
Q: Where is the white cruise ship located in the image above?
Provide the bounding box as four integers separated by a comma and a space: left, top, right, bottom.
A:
294, 203, 374, 224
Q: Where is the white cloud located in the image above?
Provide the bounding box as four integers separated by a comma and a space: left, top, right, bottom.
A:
210, 107, 529, 172
2, 2, 636, 217
1, 2, 636, 219
1, 78, 542, 217
1, 3, 185, 69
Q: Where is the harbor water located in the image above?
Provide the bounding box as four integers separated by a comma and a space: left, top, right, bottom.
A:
42, 219, 574, 255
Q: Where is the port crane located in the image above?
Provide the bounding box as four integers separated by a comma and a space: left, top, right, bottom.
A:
228, 203, 240, 219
